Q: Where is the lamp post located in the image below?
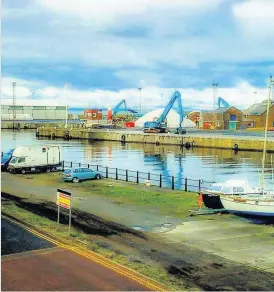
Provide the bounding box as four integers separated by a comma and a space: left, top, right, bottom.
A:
64, 83, 70, 128
138, 87, 142, 114
212, 83, 219, 130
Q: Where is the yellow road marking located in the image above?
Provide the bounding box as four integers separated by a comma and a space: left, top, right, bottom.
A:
1, 215, 166, 291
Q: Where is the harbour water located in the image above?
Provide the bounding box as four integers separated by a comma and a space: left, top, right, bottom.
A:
2, 130, 274, 190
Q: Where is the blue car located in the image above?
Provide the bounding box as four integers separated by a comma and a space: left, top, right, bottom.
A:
62, 168, 103, 183
1, 149, 14, 171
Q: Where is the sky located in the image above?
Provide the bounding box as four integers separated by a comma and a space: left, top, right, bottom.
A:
2, 0, 274, 112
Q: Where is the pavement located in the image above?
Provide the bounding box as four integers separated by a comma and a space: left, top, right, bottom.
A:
161, 217, 274, 274
1, 218, 158, 291
93, 128, 274, 141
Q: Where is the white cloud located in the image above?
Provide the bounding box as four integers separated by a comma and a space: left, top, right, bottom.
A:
1, 77, 270, 111
232, 0, 274, 37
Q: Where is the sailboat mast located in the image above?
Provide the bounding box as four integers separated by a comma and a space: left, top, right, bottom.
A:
260, 76, 273, 190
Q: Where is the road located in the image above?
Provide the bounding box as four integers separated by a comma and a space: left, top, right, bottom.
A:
1, 217, 158, 291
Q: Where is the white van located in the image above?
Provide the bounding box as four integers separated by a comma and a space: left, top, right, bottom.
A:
8, 145, 62, 174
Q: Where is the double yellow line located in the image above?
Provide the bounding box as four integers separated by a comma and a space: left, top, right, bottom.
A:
2, 214, 166, 291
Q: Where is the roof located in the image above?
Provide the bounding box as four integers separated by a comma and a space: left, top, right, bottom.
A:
245, 101, 274, 116
1, 99, 66, 107
201, 106, 241, 114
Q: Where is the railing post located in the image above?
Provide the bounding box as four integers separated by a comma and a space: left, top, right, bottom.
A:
97, 165, 99, 171
126, 170, 128, 182
116, 168, 118, 180
70, 161, 72, 168
185, 178, 188, 192
159, 174, 162, 188
106, 167, 108, 178
148, 172, 150, 180
136, 171, 139, 183
172, 176, 175, 190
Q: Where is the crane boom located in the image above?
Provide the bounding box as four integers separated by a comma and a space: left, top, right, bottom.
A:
112, 99, 137, 117
143, 90, 186, 134
218, 97, 230, 108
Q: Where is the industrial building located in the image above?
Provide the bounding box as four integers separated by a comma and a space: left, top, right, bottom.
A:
188, 106, 243, 130
1, 100, 67, 121
243, 100, 274, 129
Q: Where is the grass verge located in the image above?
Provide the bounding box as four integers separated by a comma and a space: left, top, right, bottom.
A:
1, 201, 193, 291
21, 172, 199, 218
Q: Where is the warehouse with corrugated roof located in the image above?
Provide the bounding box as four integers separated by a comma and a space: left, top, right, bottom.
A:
1, 100, 66, 121
243, 100, 274, 129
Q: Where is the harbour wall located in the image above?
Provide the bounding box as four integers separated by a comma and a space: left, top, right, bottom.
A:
36, 127, 274, 152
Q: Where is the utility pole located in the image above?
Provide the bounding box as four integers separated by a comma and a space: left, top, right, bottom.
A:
12, 82, 16, 130
138, 87, 142, 114
212, 83, 218, 130
64, 83, 69, 128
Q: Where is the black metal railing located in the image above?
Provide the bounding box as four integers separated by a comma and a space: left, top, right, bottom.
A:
62, 161, 214, 192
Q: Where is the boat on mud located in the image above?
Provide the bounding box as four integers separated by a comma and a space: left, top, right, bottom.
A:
202, 180, 260, 209
220, 195, 274, 217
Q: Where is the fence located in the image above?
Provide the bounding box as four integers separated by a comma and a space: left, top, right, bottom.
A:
62, 161, 214, 192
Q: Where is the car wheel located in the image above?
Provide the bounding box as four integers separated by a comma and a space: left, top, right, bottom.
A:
95, 174, 101, 180
72, 177, 79, 183
21, 169, 26, 174
46, 168, 51, 173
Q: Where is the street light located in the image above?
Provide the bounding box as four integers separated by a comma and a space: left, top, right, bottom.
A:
64, 83, 70, 128
212, 82, 219, 130
138, 87, 142, 114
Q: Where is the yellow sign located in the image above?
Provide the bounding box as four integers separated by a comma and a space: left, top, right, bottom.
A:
56, 189, 71, 210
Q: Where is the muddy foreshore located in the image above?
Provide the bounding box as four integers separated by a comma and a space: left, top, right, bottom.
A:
2, 191, 274, 291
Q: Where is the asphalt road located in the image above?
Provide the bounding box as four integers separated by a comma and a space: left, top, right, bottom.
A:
1, 218, 154, 291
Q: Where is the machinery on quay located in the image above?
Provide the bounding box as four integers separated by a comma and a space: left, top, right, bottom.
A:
112, 100, 137, 120
218, 97, 230, 108
143, 91, 186, 134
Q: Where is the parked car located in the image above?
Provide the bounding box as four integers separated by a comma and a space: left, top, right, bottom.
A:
1, 149, 14, 171
62, 168, 103, 183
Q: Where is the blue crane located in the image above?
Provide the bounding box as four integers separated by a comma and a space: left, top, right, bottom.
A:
112, 100, 137, 117
217, 97, 230, 108
143, 90, 186, 134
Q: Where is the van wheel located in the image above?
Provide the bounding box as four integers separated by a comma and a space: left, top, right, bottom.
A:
21, 169, 26, 174
95, 174, 101, 180
72, 177, 79, 183
46, 168, 51, 173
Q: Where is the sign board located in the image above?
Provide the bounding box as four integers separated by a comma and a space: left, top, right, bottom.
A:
57, 189, 71, 209
56, 189, 72, 234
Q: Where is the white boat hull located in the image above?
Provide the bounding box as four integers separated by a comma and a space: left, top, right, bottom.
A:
220, 196, 274, 217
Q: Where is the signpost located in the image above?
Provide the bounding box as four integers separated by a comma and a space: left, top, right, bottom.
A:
56, 189, 72, 234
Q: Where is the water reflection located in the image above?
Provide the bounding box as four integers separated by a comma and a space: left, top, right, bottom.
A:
1, 130, 274, 190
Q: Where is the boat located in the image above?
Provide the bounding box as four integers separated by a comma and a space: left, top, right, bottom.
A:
202, 180, 260, 209
219, 76, 274, 217
220, 196, 274, 217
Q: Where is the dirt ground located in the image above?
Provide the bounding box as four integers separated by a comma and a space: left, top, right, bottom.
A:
2, 190, 274, 291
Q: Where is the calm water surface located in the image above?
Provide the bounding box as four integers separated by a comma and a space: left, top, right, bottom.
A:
2, 130, 274, 190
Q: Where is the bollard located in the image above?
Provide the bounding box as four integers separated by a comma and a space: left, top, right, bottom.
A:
159, 174, 162, 188
198, 180, 201, 192
106, 167, 108, 178
136, 171, 139, 183
97, 165, 99, 171
116, 168, 118, 180
172, 176, 175, 190
185, 178, 188, 192
148, 172, 151, 180
126, 170, 128, 182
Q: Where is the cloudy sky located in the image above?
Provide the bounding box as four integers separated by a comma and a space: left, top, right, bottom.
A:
2, 0, 274, 111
